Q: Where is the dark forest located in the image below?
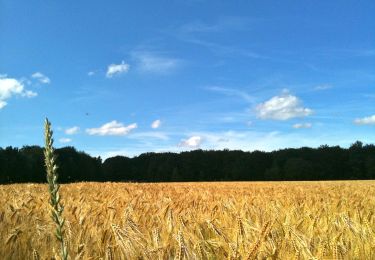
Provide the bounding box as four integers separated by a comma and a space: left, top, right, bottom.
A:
1, 141, 374, 184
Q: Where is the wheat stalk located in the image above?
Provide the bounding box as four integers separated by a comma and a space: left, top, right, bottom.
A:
44, 118, 68, 260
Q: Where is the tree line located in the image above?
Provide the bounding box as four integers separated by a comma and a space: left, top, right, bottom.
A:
0, 141, 374, 184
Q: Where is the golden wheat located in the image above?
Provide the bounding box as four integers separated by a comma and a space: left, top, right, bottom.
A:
0, 181, 374, 259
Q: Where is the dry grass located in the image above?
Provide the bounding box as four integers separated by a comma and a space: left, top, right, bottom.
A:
0, 181, 374, 259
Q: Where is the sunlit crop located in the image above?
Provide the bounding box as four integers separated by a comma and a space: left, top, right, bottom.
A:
1, 181, 374, 259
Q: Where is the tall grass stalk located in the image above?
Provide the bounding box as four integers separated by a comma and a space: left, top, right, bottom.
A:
44, 118, 68, 260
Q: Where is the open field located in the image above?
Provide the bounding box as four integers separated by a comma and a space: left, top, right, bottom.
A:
1, 181, 374, 259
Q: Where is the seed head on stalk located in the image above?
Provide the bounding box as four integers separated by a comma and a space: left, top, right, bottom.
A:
44, 118, 68, 260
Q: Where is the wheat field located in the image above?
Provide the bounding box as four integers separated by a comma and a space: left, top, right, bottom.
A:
1, 181, 374, 259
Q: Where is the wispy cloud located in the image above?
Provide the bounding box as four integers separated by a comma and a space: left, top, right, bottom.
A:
132, 52, 181, 74
59, 138, 72, 143
65, 126, 80, 135
293, 123, 312, 129
256, 93, 313, 120
130, 131, 169, 141
31, 72, 51, 84
173, 18, 264, 59
151, 119, 161, 129
185, 37, 263, 59
69, 86, 113, 104
0, 76, 38, 109
86, 121, 137, 136
179, 16, 254, 34
354, 49, 375, 57
331, 48, 375, 58
206, 86, 255, 103
21, 90, 38, 98
354, 115, 375, 125
363, 94, 375, 99
106, 61, 130, 78
180, 21, 221, 33
314, 84, 332, 91
179, 17, 253, 34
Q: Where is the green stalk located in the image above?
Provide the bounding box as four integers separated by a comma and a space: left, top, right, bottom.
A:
44, 118, 68, 260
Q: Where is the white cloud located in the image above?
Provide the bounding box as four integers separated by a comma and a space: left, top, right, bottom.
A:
0, 101, 7, 109
65, 126, 80, 135
354, 115, 375, 125
133, 52, 180, 74
179, 136, 202, 149
86, 120, 137, 136
256, 93, 313, 120
106, 61, 130, 78
59, 138, 72, 143
0, 78, 24, 100
293, 123, 312, 129
31, 72, 51, 84
21, 90, 38, 98
151, 119, 161, 129
0, 76, 37, 109
314, 84, 332, 91
88, 71, 95, 76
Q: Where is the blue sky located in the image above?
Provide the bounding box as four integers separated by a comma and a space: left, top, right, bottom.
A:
1, 0, 374, 158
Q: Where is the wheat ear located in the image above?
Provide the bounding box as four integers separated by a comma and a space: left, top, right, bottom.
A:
44, 118, 68, 260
